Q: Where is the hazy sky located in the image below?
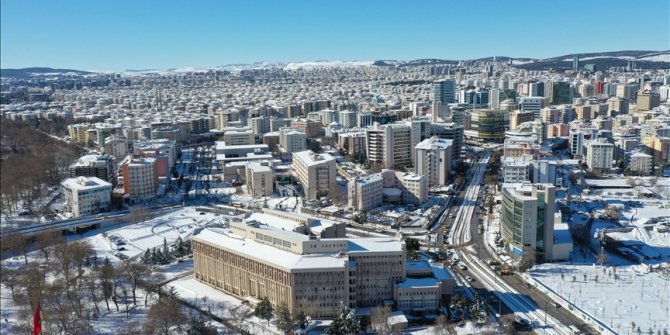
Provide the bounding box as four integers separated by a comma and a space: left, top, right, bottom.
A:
1, 0, 669, 71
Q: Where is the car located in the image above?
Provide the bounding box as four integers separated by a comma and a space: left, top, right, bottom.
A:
552, 302, 561, 308
514, 317, 532, 330
465, 276, 475, 282
458, 263, 467, 270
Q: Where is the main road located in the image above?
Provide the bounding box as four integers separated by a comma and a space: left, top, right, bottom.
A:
443, 151, 582, 335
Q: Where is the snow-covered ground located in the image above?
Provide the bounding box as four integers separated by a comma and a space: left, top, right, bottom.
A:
529, 261, 670, 335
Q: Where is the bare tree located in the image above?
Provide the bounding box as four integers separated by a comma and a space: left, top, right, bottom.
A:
124, 261, 150, 305
229, 305, 253, 335
517, 247, 536, 272
433, 316, 449, 335
370, 305, 392, 335
118, 321, 144, 335
143, 272, 166, 306
129, 205, 150, 224
0, 265, 19, 302
34, 229, 64, 261
597, 247, 609, 266
144, 296, 187, 335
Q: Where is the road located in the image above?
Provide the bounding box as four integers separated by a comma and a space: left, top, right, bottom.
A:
1, 201, 182, 239
444, 151, 581, 335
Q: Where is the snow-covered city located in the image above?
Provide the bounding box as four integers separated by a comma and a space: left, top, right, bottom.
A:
2, 1, 670, 335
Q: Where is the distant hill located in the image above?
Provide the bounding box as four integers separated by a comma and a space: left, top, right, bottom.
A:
374, 50, 670, 70
0, 67, 93, 79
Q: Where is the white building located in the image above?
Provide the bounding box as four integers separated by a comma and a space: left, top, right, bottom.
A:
348, 174, 383, 212
61, 176, 112, 218
585, 139, 614, 170
278, 127, 307, 158
381, 170, 428, 205
502, 158, 531, 183
292, 150, 336, 201
415, 137, 453, 187
628, 151, 652, 175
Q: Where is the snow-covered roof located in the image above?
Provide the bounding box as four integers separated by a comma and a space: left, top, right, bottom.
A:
193, 228, 347, 271
61, 176, 112, 191
396, 277, 440, 289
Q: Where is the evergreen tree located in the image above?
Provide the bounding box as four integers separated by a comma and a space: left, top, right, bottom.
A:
254, 297, 273, 325
187, 315, 218, 335
327, 302, 359, 335
142, 249, 151, 264
274, 302, 293, 334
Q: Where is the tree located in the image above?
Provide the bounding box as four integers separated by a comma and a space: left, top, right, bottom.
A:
432, 316, 449, 335
274, 302, 293, 334
145, 296, 187, 335
119, 321, 144, 335
229, 305, 253, 334
124, 261, 150, 305
254, 297, 273, 325
517, 247, 536, 272
0, 266, 19, 303
327, 302, 359, 335
187, 315, 218, 335
35, 229, 64, 261
370, 305, 391, 335
129, 205, 149, 224
404, 237, 420, 252
597, 247, 609, 266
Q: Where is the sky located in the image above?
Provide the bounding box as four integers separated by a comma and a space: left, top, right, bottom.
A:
1, 0, 669, 71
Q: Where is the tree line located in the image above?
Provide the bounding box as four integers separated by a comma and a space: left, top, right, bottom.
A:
0, 118, 84, 217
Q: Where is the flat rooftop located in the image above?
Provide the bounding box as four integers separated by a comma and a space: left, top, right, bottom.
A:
61, 176, 112, 190
396, 277, 439, 289
193, 228, 346, 271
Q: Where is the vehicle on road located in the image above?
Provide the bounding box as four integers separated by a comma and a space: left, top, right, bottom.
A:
465, 276, 475, 282
514, 316, 532, 330
500, 265, 512, 276
457, 263, 467, 270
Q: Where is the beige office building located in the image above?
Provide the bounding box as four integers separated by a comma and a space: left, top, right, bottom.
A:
292, 150, 336, 201
245, 161, 274, 197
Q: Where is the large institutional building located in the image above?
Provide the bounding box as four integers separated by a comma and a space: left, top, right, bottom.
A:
61, 176, 112, 218
192, 209, 453, 318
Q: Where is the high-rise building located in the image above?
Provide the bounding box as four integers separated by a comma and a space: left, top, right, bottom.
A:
464, 109, 510, 142
415, 137, 453, 187
430, 122, 463, 161
104, 135, 129, 161
223, 128, 254, 146
501, 183, 556, 260
245, 161, 274, 197
365, 123, 412, 170
551, 82, 572, 105
122, 158, 158, 204
519, 97, 544, 119
572, 55, 580, 72
432, 79, 455, 122
608, 97, 629, 115
292, 150, 336, 201
636, 91, 661, 111
291, 119, 322, 138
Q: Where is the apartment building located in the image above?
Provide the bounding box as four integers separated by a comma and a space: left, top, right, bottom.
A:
278, 127, 307, 158
365, 122, 412, 170
69, 154, 117, 185
122, 158, 158, 204
585, 139, 614, 170
415, 137, 453, 187
291, 119, 321, 138
245, 161, 274, 197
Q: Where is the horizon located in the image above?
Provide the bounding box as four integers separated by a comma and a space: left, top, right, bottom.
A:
2, 49, 670, 73
1, 0, 669, 71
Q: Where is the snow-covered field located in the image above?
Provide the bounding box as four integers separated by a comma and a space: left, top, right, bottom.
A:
530, 262, 670, 335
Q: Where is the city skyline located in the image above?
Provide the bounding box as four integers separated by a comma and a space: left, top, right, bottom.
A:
1, 0, 669, 71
